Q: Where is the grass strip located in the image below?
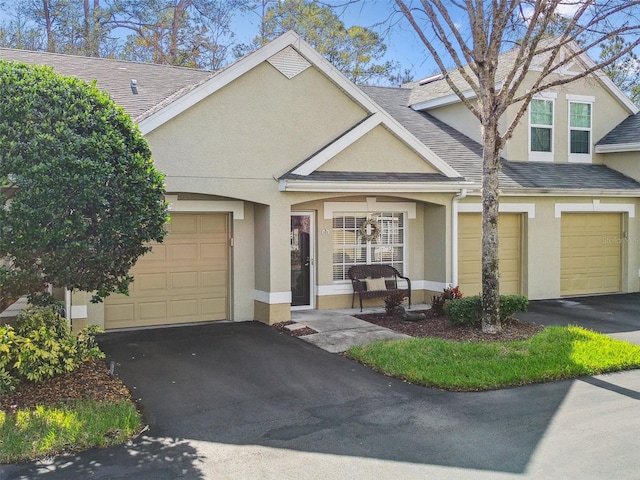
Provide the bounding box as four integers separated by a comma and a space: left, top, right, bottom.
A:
347, 325, 640, 391
0, 399, 142, 464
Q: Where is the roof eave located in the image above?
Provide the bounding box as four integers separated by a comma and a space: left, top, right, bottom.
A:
595, 143, 640, 154
499, 187, 640, 197
278, 179, 473, 193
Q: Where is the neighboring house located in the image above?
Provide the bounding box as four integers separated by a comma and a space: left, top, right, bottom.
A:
1, 31, 639, 330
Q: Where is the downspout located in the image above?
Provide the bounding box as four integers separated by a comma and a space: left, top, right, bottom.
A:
451, 188, 468, 287
64, 288, 72, 325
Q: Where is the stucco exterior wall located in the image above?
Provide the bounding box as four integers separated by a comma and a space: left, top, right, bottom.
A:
146, 62, 368, 204
428, 102, 483, 144
318, 125, 438, 173
603, 151, 640, 183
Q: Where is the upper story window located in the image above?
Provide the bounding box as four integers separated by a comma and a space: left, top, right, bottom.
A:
529, 94, 557, 162
567, 95, 594, 163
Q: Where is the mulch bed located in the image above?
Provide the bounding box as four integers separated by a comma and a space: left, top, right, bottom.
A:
0, 359, 133, 414
354, 309, 543, 342
272, 308, 543, 343
272, 321, 318, 337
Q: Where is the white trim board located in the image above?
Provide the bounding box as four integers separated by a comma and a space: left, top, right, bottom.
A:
458, 203, 536, 219
596, 142, 640, 153
554, 200, 635, 218
165, 195, 244, 219
324, 197, 417, 219
254, 290, 292, 304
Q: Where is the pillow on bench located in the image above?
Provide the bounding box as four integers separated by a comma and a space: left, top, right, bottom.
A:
365, 277, 387, 291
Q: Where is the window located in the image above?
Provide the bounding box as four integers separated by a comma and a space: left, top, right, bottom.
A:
332, 213, 405, 281
568, 100, 592, 162
529, 98, 554, 161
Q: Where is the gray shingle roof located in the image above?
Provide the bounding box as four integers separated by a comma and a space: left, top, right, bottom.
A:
407, 48, 521, 106
0, 48, 213, 122
364, 85, 640, 191
597, 112, 640, 146
2, 47, 638, 192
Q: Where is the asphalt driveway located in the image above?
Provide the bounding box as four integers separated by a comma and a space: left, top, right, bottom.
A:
2, 295, 640, 479
516, 292, 640, 344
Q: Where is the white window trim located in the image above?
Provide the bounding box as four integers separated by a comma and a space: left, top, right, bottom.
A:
331, 211, 408, 283
567, 95, 595, 164
528, 94, 557, 162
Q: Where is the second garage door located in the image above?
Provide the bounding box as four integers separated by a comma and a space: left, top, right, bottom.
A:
561, 213, 622, 296
104, 213, 229, 330
458, 213, 522, 296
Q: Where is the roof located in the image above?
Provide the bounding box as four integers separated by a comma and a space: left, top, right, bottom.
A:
364, 85, 640, 192
0, 48, 213, 122
596, 113, 640, 152
407, 41, 638, 115
1, 42, 638, 193
407, 48, 520, 107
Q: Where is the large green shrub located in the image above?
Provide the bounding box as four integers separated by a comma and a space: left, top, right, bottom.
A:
0, 60, 168, 304
0, 306, 104, 393
445, 295, 529, 326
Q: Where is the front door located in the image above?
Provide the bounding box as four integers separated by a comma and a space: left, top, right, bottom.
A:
291, 212, 314, 309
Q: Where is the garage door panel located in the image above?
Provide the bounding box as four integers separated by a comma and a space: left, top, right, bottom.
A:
561, 213, 621, 296
136, 244, 168, 266
200, 243, 228, 265
170, 299, 200, 318
137, 272, 169, 292
458, 214, 522, 296
202, 298, 227, 318
139, 301, 169, 321
170, 244, 199, 262
104, 304, 134, 327
105, 213, 229, 329
169, 215, 199, 234
171, 271, 199, 290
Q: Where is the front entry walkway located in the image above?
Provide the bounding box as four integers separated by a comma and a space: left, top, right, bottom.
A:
290, 308, 412, 353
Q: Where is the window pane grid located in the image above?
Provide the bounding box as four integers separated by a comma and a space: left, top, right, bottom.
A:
530, 99, 553, 153
332, 212, 405, 281
569, 102, 592, 156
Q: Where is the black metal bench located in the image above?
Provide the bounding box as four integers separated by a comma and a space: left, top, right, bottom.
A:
347, 265, 411, 312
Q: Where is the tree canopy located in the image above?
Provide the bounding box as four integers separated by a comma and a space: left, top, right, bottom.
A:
254, 0, 395, 84
0, 60, 168, 303
395, 0, 640, 333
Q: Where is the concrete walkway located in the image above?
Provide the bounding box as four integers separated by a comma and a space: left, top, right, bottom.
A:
290, 306, 424, 352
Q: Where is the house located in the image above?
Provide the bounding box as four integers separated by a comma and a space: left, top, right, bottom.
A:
1, 31, 639, 331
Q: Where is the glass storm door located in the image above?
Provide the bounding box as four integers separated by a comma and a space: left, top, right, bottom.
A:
291, 213, 315, 309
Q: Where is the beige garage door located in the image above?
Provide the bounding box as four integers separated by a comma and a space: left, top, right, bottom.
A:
105, 213, 229, 330
561, 213, 621, 296
458, 213, 522, 296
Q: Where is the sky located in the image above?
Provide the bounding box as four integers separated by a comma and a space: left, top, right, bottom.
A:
231, 1, 436, 79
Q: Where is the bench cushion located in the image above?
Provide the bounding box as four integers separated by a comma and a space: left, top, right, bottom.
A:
365, 277, 387, 292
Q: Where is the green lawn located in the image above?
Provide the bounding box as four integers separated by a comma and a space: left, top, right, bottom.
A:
347, 325, 640, 391
0, 400, 142, 464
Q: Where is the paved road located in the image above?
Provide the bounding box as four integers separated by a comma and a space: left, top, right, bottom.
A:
2, 296, 640, 479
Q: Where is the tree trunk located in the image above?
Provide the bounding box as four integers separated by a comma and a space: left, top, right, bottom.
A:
481, 119, 502, 333
42, 0, 54, 52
